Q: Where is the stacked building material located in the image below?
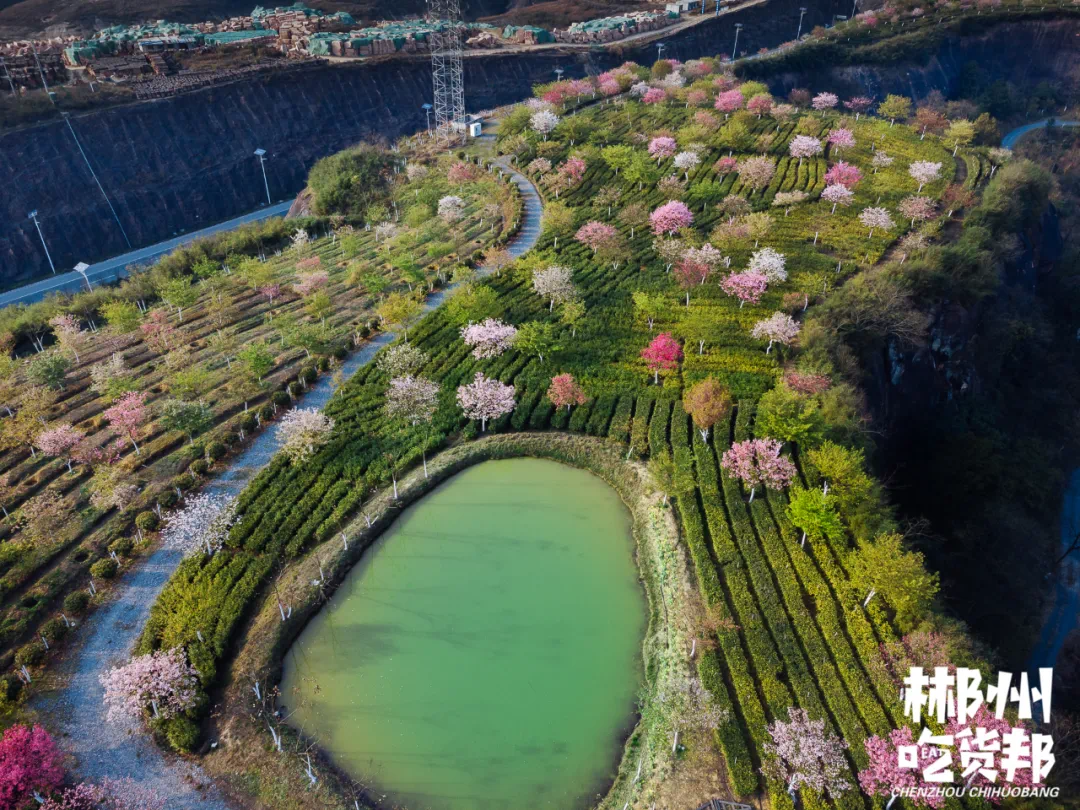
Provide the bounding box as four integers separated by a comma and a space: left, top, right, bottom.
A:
554, 11, 676, 43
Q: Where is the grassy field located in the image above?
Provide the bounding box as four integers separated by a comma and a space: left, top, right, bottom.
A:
0, 155, 519, 711
128, 59, 1002, 809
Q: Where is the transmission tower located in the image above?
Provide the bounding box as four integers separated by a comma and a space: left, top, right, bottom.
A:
427, 0, 465, 146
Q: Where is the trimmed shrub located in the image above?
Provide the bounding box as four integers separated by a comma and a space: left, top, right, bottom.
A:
90, 558, 118, 579
206, 441, 227, 461
158, 490, 179, 509
40, 618, 68, 643
63, 591, 90, 615
14, 641, 45, 667
110, 536, 134, 556
190, 459, 210, 476
272, 391, 291, 408
164, 716, 200, 753
136, 511, 160, 532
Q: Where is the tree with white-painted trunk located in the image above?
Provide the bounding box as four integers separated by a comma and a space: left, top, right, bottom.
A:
385, 375, 439, 477
683, 378, 732, 442
278, 408, 334, 464
456, 372, 515, 432
762, 707, 851, 800
162, 492, 238, 557
850, 532, 938, 630
750, 312, 799, 354
721, 438, 796, 502
908, 160, 942, 192
100, 647, 198, 724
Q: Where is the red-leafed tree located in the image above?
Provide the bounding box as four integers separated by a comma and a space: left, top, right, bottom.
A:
546, 373, 587, 411
641, 332, 682, 384
0, 724, 64, 809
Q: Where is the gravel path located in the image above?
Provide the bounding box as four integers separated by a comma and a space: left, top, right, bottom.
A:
32, 158, 542, 808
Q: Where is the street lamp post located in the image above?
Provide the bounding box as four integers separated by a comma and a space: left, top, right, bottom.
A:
656, 42, 666, 63
554, 66, 564, 82
732, 24, 743, 61
27, 210, 55, 274
797, 7, 808, 38
254, 149, 271, 206
422, 103, 433, 136
851, 0, 859, 19
74, 262, 92, 292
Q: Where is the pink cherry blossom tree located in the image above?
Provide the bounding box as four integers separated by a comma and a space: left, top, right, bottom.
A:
872, 151, 895, 173
674, 259, 711, 305
762, 708, 850, 799
36, 424, 86, 472
908, 160, 942, 192
749, 247, 787, 282
643, 87, 667, 105
575, 221, 619, 254
293, 270, 329, 297
457, 372, 515, 432
714, 89, 745, 116
527, 157, 552, 176
0, 724, 64, 809
43, 778, 167, 810
104, 391, 148, 455
260, 283, 282, 304
648, 136, 677, 161
547, 373, 587, 411
461, 318, 518, 359
162, 492, 238, 557
140, 309, 177, 354
898, 195, 938, 227
789, 135, 823, 166
811, 91, 839, 114
785, 370, 831, 394
821, 183, 855, 213
747, 93, 774, 118
751, 311, 800, 353
686, 89, 708, 108
944, 706, 1035, 791
641, 332, 683, 384
278, 408, 334, 464
859, 207, 895, 238
49, 314, 88, 363
859, 727, 944, 809
721, 437, 796, 501
843, 96, 873, 119
721, 272, 769, 308
684, 243, 726, 273
738, 155, 776, 191
532, 265, 576, 310
823, 161, 862, 189
714, 156, 738, 176
558, 156, 587, 185
826, 127, 856, 153
447, 161, 479, 186
100, 647, 199, 723
650, 200, 694, 236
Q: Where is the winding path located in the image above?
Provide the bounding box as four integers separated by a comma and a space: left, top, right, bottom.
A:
32, 159, 543, 808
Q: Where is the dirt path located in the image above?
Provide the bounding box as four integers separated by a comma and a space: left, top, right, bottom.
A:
31, 161, 544, 808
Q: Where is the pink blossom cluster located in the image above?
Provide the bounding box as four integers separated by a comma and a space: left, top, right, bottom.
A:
714, 89, 745, 114
460, 318, 518, 359
647, 136, 677, 160
823, 161, 862, 189
456, 372, 515, 432
722, 437, 797, 495
721, 272, 769, 307
649, 200, 694, 236
100, 647, 199, 724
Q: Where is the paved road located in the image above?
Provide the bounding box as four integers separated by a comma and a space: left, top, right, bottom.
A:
0, 201, 293, 308
31, 161, 543, 807
1001, 118, 1080, 149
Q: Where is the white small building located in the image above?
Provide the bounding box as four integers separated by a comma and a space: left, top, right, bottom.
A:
665, 0, 696, 13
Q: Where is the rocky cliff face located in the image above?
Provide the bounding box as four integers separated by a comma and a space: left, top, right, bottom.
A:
760, 17, 1080, 100
0, 0, 871, 285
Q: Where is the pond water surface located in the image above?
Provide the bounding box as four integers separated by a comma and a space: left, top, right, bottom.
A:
281, 457, 646, 810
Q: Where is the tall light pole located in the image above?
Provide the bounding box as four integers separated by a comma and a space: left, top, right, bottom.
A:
851, 0, 859, 19
27, 210, 55, 274
797, 7, 808, 38
421, 103, 433, 136
254, 148, 271, 205
656, 42, 666, 63
731, 24, 743, 61
74, 262, 92, 292
554, 66, 564, 82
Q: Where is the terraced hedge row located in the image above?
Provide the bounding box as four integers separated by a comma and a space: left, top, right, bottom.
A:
141, 95, 964, 803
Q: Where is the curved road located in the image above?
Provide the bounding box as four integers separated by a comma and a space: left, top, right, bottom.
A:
1001, 118, 1080, 149
32, 160, 543, 807
0, 202, 294, 308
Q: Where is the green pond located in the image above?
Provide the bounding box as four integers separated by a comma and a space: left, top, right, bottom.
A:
281, 458, 646, 810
